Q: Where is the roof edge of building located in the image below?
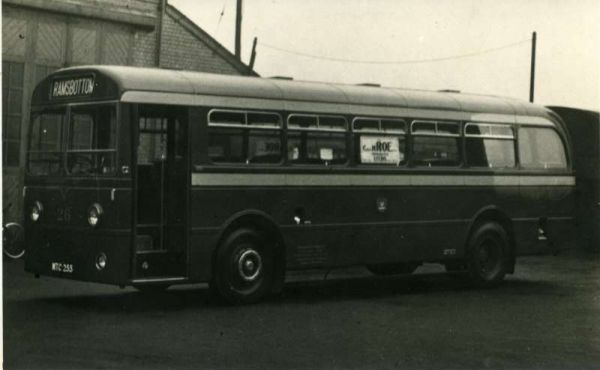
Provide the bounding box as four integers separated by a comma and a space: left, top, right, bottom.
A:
3, 0, 155, 29
165, 3, 259, 77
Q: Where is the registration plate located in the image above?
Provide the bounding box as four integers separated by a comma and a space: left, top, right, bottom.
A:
51, 262, 74, 273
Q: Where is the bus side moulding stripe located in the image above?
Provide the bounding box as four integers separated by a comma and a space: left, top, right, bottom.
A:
190, 174, 575, 187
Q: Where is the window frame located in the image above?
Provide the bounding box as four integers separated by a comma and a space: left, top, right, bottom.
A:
287, 113, 347, 132
409, 119, 462, 168
286, 113, 349, 166
352, 116, 407, 167
517, 124, 569, 171
464, 122, 516, 169
26, 105, 68, 176
207, 108, 284, 165
65, 101, 120, 176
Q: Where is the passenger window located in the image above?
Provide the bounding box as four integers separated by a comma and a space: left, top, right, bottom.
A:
207, 109, 282, 164
247, 130, 281, 163
207, 127, 244, 163
518, 127, 567, 169
465, 123, 515, 168
287, 114, 347, 165
411, 120, 460, 167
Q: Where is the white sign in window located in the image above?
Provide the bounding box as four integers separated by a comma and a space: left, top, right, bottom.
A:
319, 148, 333, 161
360, 136, 402, 164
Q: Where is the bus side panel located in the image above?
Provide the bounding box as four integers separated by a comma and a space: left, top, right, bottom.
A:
546, 184, 577, 251
513, 184, 576, 255
187, 181, 492, 275
187, 231, 217, 281
186, 173, 575, 280
187, 186, 290, 281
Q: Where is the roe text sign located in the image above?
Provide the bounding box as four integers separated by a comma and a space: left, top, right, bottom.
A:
360, 136, 402, 164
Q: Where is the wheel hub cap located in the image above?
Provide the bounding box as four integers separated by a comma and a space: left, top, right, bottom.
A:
237, 249, 262, 282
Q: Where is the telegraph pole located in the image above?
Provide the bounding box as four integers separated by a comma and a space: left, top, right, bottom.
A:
235, 0, 242, 59
249, 37, 258, 69
529, 31, 536, 103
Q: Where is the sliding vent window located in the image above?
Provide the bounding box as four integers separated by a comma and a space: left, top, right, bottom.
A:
354, 117, 406, 165
287, 114, 347, 165
411, 121, 461, 167
208, 109, 282, 164
465, 123, 515, 168
518, 127, 567, 169
27, 108, 65, 176
67, 104, 117, 175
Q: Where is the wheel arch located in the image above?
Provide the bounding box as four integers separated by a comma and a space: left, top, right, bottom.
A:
213, 210, 286, 293
466, 205, 516, 273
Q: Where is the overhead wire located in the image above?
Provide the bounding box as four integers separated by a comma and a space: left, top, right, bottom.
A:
258, 38, 531, 65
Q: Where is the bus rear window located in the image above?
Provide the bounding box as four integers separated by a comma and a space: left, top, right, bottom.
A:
27, 109, 65, 176
67, 104, 117, 175
518, 127, 567, 169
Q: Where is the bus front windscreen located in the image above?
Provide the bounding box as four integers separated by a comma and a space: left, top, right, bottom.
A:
27, 104, 117, 176
67, 104, 117, 176
28, 108, 66, 176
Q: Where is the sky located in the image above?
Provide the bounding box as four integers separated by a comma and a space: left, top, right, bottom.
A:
170, 0, 600, 111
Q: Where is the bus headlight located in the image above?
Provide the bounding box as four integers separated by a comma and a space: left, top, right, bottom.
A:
87, 203, 103, 227
95, 253, 107, 270
31, 201, 43, 222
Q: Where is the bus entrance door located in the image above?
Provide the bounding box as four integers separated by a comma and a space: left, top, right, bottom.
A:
134, 107, 188, 279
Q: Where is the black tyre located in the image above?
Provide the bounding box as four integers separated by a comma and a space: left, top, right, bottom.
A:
467, 222, 510, 285
211, 228, 274, 304
444, 261, 467, 273
367, 262, 419, 276
3, 222, 25, 260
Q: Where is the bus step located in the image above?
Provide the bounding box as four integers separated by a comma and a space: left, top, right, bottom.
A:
130, 276, 187, 285
135, 250, 185, 278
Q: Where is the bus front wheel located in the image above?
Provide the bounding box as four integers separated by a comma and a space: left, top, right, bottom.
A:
211, 228, 274, 305
467, 222, 509, 285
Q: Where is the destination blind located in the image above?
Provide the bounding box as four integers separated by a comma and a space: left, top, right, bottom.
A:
51, 76, 95, 99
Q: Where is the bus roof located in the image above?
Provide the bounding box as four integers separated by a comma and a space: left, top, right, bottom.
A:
34, 65, 553, 121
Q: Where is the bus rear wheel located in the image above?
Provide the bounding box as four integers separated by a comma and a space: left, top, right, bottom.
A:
467, 222, 509, 285
211, 228, 274, 305
367, 262, 419, 276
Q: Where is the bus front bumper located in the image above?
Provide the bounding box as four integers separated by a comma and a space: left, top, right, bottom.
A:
24, 227, 132, 286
